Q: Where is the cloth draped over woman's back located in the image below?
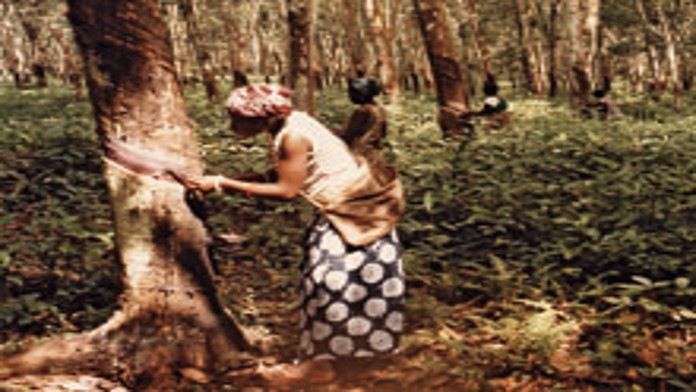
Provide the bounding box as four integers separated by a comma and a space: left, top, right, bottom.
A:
273, 111, 403, 247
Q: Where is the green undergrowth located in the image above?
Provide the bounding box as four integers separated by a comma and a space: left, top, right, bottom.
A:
1, 81, 694, 390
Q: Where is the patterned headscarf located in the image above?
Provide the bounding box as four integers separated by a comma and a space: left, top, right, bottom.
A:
225, 84, 294, 118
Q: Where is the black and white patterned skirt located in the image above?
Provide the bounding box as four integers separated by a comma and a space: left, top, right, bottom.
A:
298, 219, 405, 360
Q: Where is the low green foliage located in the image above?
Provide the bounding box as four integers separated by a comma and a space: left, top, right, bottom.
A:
1, 81, 694, 389
0, 85, 118, 339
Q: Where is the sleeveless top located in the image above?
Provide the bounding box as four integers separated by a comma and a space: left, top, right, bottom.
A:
273, 111, 362, 200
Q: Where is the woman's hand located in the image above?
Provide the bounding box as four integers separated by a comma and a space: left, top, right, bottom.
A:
189, 175, 221, 193
170, 172, 220, 194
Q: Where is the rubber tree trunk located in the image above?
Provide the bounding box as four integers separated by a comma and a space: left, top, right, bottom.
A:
342, 0, 366, 78
286, 0, 316, 114
220, 5, 246, 87
546, 0, 560, 97
0, 1, 251, 390
413, 0, 470, 136
514, 0, 544, 95
364, 0, 401, 104
645, 0, 684, 113
180, 0, 219, 102
567, 0, 592, 113
465, 0, 494, 80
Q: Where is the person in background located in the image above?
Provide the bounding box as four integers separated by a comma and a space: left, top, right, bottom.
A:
336, 75, 392, 185
183, 84, 405, 387
470, 76, 511, 132
586, 89, 622, 121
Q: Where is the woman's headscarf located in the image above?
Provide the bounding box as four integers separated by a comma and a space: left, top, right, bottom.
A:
225, 84, 294, 118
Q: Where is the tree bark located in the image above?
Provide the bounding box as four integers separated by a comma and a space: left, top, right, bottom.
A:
567, 0, 593, 113
2, 3, 30, 89
365, 0, 401, 103
286, 0, 316, 113
465, 0, 494, 80
180, 0, 219, 102
644, 0, 683, 113
0, 1, 251, 389
514, 0, 544, 95
541, 0, 561, 97
413, 0, 470, 136
218, 0, 253, 86
342, 0, 366, 78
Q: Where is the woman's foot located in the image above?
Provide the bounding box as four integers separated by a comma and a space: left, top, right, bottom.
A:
258, 360, 335, 387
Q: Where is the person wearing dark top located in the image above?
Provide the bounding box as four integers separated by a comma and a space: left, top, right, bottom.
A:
585, 89, 622, 121
472, 78, 511, 131
337, 76, 391, 184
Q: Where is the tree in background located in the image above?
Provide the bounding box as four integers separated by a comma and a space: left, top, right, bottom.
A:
365, 0, 402, 103
567, 0, 599, 114
413, 0, 470, 136
514, 0, 545, 95
179, 0, 219, 102
342, 0, 367, 79
465, 0, 495, 82
0, 1, 251, 389
636, 0, 687, 113
286, 0, 316, 113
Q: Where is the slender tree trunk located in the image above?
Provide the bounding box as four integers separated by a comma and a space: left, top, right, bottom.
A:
18, 6, 47, 88
219, 2, 247, 85
286, 0, 316, 113
413, 0, 470, 136
514, 0, 543, 95
342, 0, 366, 78
365, 0, 401, 103
0, 2, 251, 389
546, 0, 560, 97
3, 4, 29, 89
180, 0, 219, 102
54, 28, 84, 101
656, 3, 682, 113
664, 33, 682, 112
465, 0, 494, 79
567, 0, 592, 113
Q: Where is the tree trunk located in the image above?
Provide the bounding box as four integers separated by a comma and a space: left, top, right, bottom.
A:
2, 3, 30, 89
18, 5, 47, 88
365, 0, 401, 104
465, 0, 494, 80
514, 0, 544, 95
342, 0, 366, 78
656, 2, 682, 113
545, 0, 560, 97
219, 0, 252, 86
413, 0, 470, 136
180, 0, 219, 102
286, 0, 316, 114
567, 0, 592, 113
0, 1, 251, 389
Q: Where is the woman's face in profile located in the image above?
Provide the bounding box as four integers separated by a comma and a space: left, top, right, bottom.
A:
229, 112, 267, 138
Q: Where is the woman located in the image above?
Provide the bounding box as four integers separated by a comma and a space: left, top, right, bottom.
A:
468, 76, 510, 132
337, 76, 391, 184
185, 84, 405, 386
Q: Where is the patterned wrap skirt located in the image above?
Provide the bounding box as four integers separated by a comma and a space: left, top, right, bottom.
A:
298, 218, 405, 360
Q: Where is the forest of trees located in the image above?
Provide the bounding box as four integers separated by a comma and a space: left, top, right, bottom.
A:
0, 0, 694, 391
1, 0, 694, 115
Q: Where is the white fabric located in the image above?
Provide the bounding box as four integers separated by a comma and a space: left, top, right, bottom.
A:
484, 96, 501, 107
273, 111, 361, 200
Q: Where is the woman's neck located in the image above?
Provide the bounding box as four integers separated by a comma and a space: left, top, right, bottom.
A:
267, 115, 288, 137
